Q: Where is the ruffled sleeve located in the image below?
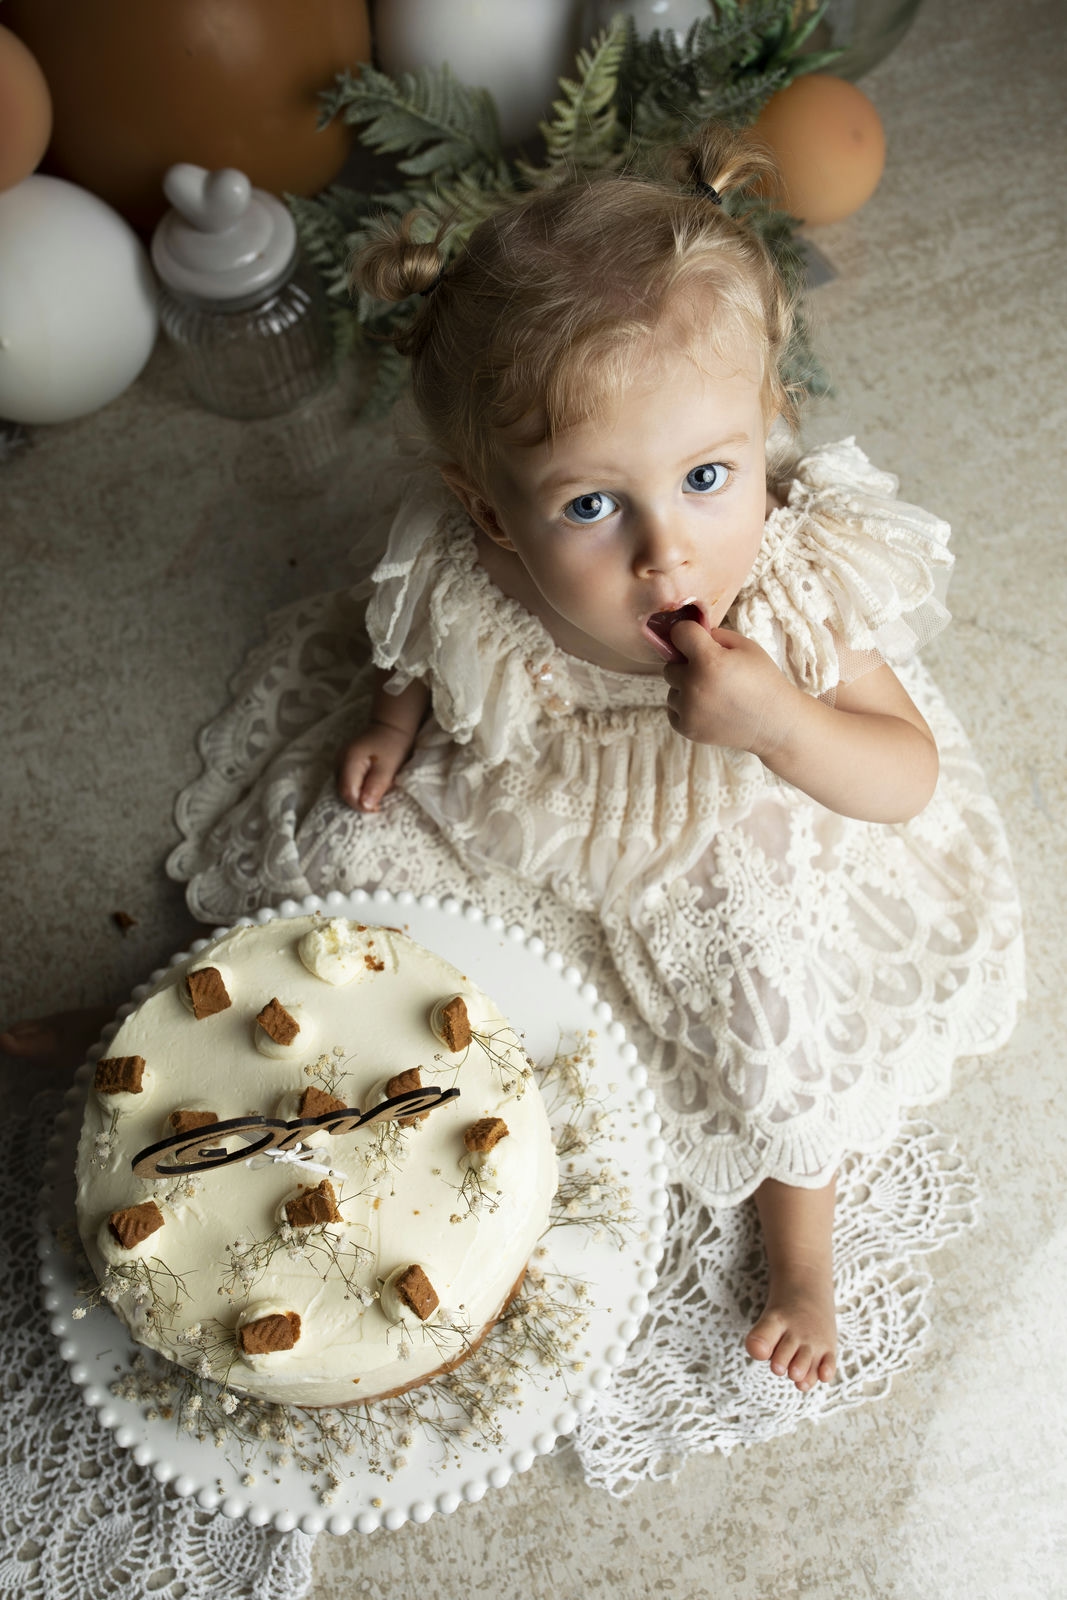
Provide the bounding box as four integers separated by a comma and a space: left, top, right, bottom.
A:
363, 471, 551, 766
734, 438, 953, 697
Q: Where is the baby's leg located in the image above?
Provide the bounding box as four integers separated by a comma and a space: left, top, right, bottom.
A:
745, 1175, 837, 1392
1, 1010, 112, 1073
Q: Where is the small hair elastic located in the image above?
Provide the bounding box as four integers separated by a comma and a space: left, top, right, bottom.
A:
420, 267, 447, 298
693, 180, 723, 206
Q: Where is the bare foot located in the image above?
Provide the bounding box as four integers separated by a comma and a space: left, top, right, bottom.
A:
0, 1008, 113, 1073
745, 1175, 838, 1393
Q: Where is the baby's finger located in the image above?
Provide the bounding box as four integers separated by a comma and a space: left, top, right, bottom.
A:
359, 760, 395, 814
337, 750, 373, 811
669, 617, 718, 661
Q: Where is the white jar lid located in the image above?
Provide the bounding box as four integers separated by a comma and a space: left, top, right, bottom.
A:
151, 164, 297, 304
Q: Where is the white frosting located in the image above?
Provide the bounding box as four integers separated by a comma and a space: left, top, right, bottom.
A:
75, 915, 558, 1407
93, 1082, 148, 1116
297, 919, 399, 985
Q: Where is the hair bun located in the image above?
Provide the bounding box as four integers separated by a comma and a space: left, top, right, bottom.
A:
671, 121, 781, 203
351, 212, 445, 303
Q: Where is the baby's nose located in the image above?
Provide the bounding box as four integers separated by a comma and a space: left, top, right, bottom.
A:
632, 515, 690, 578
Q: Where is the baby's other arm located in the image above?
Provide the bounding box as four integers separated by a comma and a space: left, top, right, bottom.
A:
664, 621, 938, 823
337, 673, 430, 813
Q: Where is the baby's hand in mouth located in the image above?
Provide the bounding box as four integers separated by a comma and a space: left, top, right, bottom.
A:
644, 603, 708, 663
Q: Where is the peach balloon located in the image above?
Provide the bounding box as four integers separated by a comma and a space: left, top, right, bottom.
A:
755, 74, 886, 227
0, 24, 52, 193
4, 0, 370, 233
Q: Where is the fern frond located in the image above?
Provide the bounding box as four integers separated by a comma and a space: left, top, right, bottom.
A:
525, 20, 628, 181
319, 63, 506, 183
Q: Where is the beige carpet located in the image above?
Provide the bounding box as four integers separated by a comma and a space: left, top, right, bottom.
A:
3, 0, 1065, 1593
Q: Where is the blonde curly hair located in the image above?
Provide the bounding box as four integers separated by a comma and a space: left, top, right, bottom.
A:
354, 121, 799, 484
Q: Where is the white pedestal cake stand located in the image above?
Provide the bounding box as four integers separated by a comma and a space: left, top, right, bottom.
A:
38, 889, 669, 1535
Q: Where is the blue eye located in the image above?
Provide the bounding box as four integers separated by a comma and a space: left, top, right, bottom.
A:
685, 463, 729, 494
564, 490, 617, 525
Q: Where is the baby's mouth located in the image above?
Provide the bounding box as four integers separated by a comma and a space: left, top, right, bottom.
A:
643, 603, 704, 663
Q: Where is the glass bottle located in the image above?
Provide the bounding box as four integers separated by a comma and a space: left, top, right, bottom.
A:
151, 163, 332, 419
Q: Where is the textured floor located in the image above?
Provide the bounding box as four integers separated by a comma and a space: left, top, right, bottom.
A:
3, 0, 1066, 1594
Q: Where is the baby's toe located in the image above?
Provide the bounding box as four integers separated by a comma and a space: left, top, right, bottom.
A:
745, 1311, 786, 1363
788, 1345, 815, 1387
770, 1331, 802, 1378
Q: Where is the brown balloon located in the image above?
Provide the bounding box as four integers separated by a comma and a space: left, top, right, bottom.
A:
5, 0, 371, 233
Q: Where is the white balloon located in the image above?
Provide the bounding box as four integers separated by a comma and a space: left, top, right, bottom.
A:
0, 175, 158, 424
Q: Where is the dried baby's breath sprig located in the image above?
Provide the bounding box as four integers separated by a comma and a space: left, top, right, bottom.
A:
358, 1117, 409, 1186
104, 1252, 591, 1493
444, 1156, 503, 1219
537, 1029, 604, 1124
549, 1161, 636, 1248
91, 1108, 120, 1168
79, 1255, 190, 1338
302, 1048, 354, 1101
219, 1212, 374, 1303
437, 1023, 534, 1099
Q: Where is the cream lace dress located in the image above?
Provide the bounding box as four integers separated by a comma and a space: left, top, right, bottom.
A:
170, 439, 1024, 1479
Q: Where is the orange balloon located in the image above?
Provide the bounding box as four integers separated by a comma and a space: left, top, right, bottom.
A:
755, 74, 886, 226
4, 0, 370, 233
0, 24, 52, 192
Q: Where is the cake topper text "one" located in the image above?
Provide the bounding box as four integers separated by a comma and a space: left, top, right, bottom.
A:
130, 1086, 461, 1178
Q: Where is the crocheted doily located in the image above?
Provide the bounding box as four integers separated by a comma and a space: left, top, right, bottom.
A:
572, 1116, 978, 1495
2, 1090, 316, 1600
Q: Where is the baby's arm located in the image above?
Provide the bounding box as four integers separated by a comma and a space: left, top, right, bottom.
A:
337, 672, 430, 813
664, 622, 938, 823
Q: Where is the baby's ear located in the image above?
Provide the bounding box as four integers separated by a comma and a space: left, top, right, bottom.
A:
439, 465, 516, 550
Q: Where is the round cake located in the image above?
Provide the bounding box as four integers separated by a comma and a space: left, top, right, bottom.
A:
74, 914, 559, 1408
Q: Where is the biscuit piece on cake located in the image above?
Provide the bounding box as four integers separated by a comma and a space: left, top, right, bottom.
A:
284, 1178, 342, 1229
395, 1264, 439, 1321
186, 966, 231, 1019
108, 1200, 165, 1250
436, 995, 472, 1053
298, 1086, 347, 1117
94, 1055, 145, 1095
256, 997, 300, 1046
239, 1310, 301, 1354
385, 1066, 429, 1125
464, 1116, 509, 1154
167, 1108, 219, 1135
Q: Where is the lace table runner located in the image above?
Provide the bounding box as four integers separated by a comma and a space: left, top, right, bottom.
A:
3, 1079, 977, 1584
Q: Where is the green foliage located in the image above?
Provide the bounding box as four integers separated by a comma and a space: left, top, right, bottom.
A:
290, 2, 838, 411
517, 24, 628, 186
320, 62, 509, 186
618, 1, 835, 146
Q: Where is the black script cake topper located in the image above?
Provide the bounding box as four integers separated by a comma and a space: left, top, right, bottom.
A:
131, 1085, 461, 1178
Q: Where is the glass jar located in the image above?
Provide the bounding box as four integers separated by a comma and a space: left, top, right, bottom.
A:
152, 164, 332, 419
